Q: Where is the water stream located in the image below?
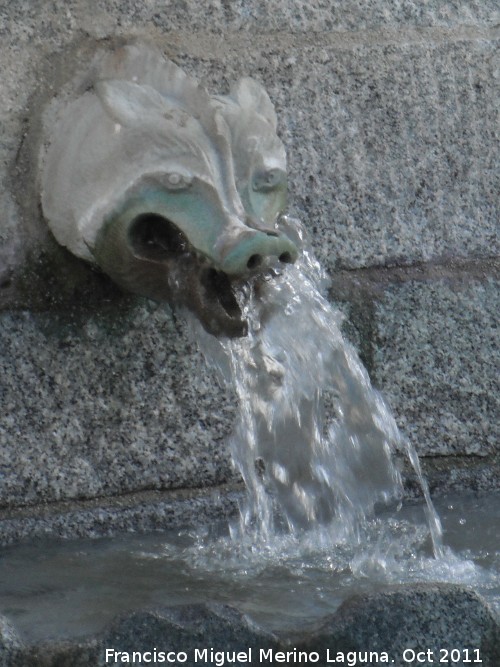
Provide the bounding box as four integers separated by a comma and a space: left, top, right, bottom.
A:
191, 217, 443, 555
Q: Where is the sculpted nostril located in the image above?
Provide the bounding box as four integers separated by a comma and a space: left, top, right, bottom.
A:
220, 229, 298, 276
247, 254, 263, 270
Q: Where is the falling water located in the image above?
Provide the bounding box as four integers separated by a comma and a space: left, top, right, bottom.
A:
192, 217, 444, 555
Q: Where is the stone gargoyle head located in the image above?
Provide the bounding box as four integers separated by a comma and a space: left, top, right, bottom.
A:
40, 44, 298, 336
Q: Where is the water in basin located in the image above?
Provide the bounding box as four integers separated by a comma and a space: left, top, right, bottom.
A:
0, 493, 498, 642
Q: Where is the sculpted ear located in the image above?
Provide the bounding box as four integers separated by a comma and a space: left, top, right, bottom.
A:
95, 79, 168, 126
230, 78, 278, 129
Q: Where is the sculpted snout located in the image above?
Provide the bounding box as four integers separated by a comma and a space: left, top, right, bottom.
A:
216, 223, 298, 276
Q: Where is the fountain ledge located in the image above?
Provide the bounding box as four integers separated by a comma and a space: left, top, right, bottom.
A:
2, 458, 499, 548
0, 483, 244, 548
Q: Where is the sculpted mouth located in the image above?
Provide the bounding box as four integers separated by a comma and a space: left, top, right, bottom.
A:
127, 213, 247, 337
198, 267, 248, 338
95, 210, 296, 338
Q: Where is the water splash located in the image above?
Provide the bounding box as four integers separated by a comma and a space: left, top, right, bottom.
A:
192, 217, 443, 555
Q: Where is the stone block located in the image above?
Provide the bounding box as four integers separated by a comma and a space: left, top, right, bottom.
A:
0, 485, 242, 547
1, 0, 498, 41
373, 277, 499, 457
299, 584, 500, 666
0, 616, 22, 667
172, 37, 499, 271
0, 305, 237, 509
10, 604, 279, 667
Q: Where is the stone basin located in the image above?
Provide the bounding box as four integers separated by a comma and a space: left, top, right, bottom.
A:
1, 493, 499, 666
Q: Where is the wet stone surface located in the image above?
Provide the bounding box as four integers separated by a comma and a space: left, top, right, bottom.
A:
1, 585, 499, 667
300, 585, 500, 664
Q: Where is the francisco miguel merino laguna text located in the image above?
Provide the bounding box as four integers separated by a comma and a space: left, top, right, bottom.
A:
105, 647, 393, 665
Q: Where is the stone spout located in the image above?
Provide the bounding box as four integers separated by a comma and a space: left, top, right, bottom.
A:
217, 226, 298, 276
39, 43, 299, 337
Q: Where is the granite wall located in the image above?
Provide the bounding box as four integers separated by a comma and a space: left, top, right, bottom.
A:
0, 0, 498, 544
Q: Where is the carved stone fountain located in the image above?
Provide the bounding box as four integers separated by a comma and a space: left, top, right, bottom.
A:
0, 40, 497, 667
40, 43, 297, 337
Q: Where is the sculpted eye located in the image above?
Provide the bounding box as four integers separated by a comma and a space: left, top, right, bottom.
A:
252, 168, 286, 193
165, 172, 193, 190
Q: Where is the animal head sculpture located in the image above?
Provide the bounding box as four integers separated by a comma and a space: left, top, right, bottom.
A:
40, 44, 298, 336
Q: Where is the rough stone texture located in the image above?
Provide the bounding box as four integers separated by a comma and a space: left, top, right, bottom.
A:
0, 616, 22, 667
0, 304, 237, 509
7, 604, 279, 667
405, 453, 500, 498
1, 1, 499, 44
374, 277, 499, 457
3, 586, 499, 666
298, 584, 500, 666
98, 604, 278, 663
0, 483, 243, 547
0, 0, 498, 542
285, 39, 498, 271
